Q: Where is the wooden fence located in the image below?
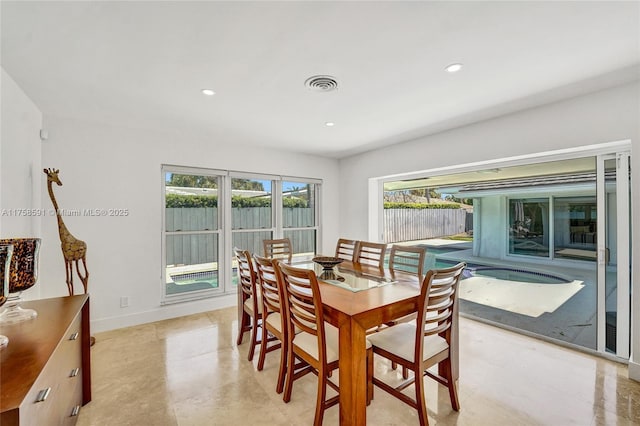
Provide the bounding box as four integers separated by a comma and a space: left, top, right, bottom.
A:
166, 207, 314, 265
383, 209, 471, 243
166, 207, 472, 265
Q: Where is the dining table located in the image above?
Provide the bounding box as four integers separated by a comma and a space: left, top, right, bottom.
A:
299, 259, 459, 426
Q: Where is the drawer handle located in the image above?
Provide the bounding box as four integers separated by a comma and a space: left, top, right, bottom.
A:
69, 332, 79, 341
70, 367, 80, 377
71, 405, 81, 417
35, 387, 51, 403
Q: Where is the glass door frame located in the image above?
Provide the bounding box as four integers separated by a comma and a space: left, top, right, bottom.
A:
372, 140, 632, 360
596, 152, 630, 357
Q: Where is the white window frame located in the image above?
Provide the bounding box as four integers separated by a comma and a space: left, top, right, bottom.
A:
162, 166, 322, 304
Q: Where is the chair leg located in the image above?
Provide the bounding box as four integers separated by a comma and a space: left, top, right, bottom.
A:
414, 366, 429, 426
367, 347, 374, 404
257, 323, 269, 370
402, 366, 409, 380
443, 359, 461, 411
237, 309, 249, 345
283, 346, 295, 402
391, 360, 398, 370
247, 316, 259, 361
314, 370, 327, 426
276, 339, 287, 394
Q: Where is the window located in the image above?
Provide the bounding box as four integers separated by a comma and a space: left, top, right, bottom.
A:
282, 180, 319, 262
554, 197, 597, 261
508, 198, 550, 257
162, 167, 321, 303
163, 167, 224, 303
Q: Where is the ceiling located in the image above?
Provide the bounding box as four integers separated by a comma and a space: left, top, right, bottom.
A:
1, 1, 639, 158
383, 156, 597, 192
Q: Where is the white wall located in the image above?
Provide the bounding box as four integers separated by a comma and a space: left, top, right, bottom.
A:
0, 68, 43, 298
338, 81, 640, 380
37, 115, 340, 332
0, 68, 43, 239
476, 196, 504, 258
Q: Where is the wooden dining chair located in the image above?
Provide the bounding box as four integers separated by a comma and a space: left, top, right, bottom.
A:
275, 261, 373, 424
335, 238, 358, 261
354, 241, 387, 269
381, 245, 428, 362
367, 262, 466, 426
389, 244, 426, 282
234, 247, 262, 362
254, 254, 289, 394
263, 238, 293, 264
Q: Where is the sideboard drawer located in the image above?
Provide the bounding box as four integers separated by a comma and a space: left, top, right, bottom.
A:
0, 295, 91, 426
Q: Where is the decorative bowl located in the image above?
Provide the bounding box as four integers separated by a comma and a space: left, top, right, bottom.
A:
312, 256, 344, 270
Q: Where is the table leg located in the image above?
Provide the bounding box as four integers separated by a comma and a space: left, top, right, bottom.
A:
338, 317, 367, 425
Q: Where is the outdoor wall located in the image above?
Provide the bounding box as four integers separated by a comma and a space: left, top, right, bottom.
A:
474, 196, 504, 259
338, 81, 640, 380
0, 68, 43, 299
35, 115, 340, 332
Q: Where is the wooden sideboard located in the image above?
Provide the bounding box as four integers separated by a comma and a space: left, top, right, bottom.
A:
0, 295, 91, 425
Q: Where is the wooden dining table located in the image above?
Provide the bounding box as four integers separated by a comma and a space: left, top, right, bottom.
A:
304, 260, 424, 425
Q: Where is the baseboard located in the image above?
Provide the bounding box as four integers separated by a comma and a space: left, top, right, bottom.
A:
90, 293, 236, 333
629, 360, 640, 382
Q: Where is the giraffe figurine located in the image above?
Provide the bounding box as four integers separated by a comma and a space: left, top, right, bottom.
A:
44, 168, 89, 295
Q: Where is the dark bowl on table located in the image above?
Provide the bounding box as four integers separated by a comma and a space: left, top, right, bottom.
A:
312, 256, 344, 270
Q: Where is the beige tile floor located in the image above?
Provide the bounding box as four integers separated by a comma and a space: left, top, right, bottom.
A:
77, 307, 640, 425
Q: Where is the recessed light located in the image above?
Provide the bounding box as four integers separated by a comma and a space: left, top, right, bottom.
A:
201, 89, 216, 96
445, 63, 463, 73
325, 122, 335, 127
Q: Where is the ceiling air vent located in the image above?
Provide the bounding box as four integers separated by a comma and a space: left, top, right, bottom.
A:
304, 75, 338, 92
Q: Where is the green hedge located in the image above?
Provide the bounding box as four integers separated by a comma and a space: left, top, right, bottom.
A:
383, 202, 460, 209
166, 194, 308, 208
166, 195, 457, 209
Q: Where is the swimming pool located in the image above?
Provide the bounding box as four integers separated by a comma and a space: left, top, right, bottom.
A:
434, 259, 571, 285
465, 266, 571, 284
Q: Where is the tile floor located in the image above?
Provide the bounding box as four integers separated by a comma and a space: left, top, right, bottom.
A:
77, 306, 640, 425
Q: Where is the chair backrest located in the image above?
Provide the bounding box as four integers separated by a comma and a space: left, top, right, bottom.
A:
234, 247, 258, 305
354, 241, 387, 268
389, 245, 426, 282
254, 254, 283, 320
275, 261, 329, 362
415, 262, 466, 355
335, 238, 358, 262
263, 238, 293, 264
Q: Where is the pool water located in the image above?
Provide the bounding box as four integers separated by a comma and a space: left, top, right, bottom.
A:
465, 267, 571, 284
167, 270, 219, 295
428, 250, 571, 285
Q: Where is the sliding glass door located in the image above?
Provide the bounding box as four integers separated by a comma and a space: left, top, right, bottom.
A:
378, 143, 631, 359
597, 153, 630, 356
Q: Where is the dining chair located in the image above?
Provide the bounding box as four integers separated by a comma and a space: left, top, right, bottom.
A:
263, 238, 293, 264
354, 241, 387, 268
380, 245, 428, 361
335, 238, 358, 261
389, 244, 426, 282
367, 262, 466, 426
253, 254, 289, 394
234, 247, 262, 362
275, 261, 373, 424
